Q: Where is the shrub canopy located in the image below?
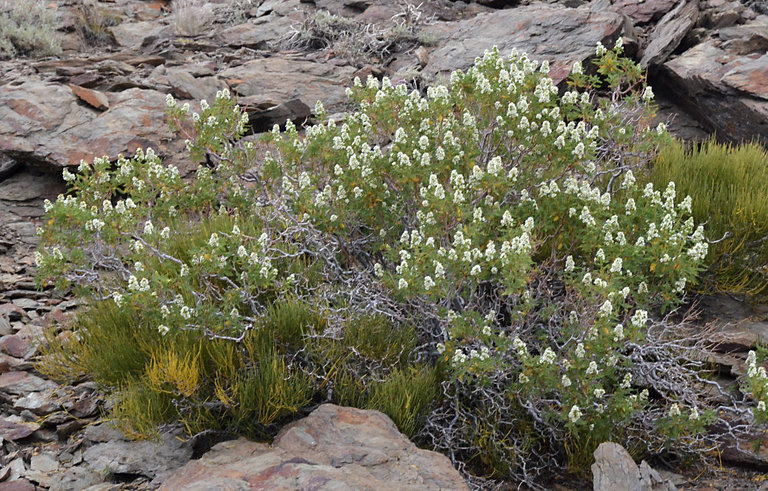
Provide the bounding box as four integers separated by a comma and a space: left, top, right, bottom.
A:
36, 44, 768, 486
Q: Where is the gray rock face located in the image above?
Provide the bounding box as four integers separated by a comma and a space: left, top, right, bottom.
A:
592, 442, 676, 491
160, 404, 468, 490
611, 0, 679, 24
220, 55, 358, 113
421, 7, 625, 85
110, 21, 166, 49
658, 20, 768, 144
640, 0, 700, 68
82, 429, 193, 482
220, 15, 297, 50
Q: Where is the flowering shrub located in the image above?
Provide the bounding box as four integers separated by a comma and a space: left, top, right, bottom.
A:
37, 43, 763, 484
745, 350, 768, 423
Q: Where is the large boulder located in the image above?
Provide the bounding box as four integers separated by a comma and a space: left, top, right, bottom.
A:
0, 82, 177, 170
420, 6, 625, 85
657, 17, 768, 144
160, 404, 468, 490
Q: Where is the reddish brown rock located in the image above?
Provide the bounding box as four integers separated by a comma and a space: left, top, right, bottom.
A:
160, 404, 468, 490
0, 82, 179, 170
0, 335, 31, 359
0, 418, 40, 441
0, 480, 36, 491
69, 85, 110, 111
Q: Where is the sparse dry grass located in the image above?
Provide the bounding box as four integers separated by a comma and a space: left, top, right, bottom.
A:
282, 2, 435, 66
0, 0, 61, 59
172, 0, 215, 37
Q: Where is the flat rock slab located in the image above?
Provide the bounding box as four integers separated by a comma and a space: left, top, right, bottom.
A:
160, 404, 468, 490
219, 56, 357, 115
0, 418, 40, 441
82, 430, 193, 481
0, 371, 57, 396
611, 0, 679, 24
0, 82, 177, 170
421, 6, 625, 85
165, 68, 228, 102
220, 15, 296, 50
109, 21, 166, 49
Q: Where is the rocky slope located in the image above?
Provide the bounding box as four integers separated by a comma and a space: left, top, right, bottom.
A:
1, 0, 767, 488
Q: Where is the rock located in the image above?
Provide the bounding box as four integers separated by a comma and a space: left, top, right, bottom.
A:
0, 480, 35, 491
160, 404, 468, 490
0, 371, 57, 396
0, 171, 64, 204
611, 0, 679, 24
13, 391, 61, 416
220, 15, 296, 50
421, 6, 625, 85
31, 453, 60, 472
165, 68, 227, 102
0, 316, 11, 337
69, 73, 103, 89
0, 418, 40, 441
69, 85, 110, 111
0, 305, 25, 321
82, 428, 193, 481
592, 442, 676, 490
10, 299, 39, 311
640, 0, 700, 68
26, 452, 59, 487
0, 353, 30, 373
56, 419, 88, 440
0, 334, 33, 359
83, 423, 124, 443
110, 21, 166, 49
220, 55, 357, 114
715, 424, 768, 471
66, 394, 100, 418
0, 82, 178, 170
83, 485, 122, 491
656, 17, 768, 144
0, 458, 25, 483
49, 466, 102, 491
718, 16, 768, 54
706, 328, 760, 353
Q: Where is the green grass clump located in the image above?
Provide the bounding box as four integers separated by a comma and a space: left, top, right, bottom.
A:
75, 4, 119, 46
367, 366, 440, 438
40, 287, 440, 442
648, 138, 768, 297
0, 0, 61, 59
